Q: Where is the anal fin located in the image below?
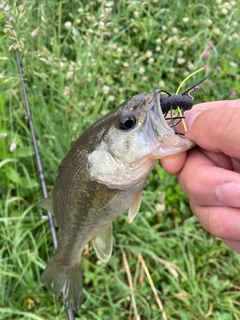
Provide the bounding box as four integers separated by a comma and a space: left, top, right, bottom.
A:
128, 191, 142, 223
92, 224, 113, 262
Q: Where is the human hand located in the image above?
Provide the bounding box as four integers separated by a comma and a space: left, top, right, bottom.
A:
161, 99, 240, 253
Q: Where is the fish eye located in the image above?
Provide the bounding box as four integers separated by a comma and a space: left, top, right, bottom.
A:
119, 114, 136, 130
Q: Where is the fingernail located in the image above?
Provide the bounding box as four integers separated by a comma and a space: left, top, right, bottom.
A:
216, 182, 240, 207
184, 111, 201, 130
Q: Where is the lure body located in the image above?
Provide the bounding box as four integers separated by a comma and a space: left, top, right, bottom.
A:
160, 73, 214, 114
160, 93, 193, 114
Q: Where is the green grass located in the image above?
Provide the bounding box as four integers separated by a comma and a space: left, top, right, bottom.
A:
1, 0, 240, 319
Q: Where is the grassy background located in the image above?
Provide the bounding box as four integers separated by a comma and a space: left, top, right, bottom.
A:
1, 0, 240, 319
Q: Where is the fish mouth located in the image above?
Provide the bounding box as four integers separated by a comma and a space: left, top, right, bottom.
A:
144, 89, 195, 158
148, 89, 172, 142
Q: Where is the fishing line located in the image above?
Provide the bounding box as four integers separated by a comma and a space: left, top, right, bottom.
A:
9, 17, 76, 320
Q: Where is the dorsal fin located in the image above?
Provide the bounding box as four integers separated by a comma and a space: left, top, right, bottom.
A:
92, 224, 112, 262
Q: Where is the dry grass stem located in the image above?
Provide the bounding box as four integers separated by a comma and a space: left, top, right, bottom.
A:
138, 253, 168, 320
122, 249, 140, 320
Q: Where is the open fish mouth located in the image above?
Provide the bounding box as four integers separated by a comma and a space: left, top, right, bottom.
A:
148, 89, 186, 137
148, 89, 172, 142
144, 89, 195, 158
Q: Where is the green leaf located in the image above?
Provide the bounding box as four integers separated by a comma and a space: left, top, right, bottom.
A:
6, 167, 21, 184
20, 177, 39, 189
14, 147, 34, 158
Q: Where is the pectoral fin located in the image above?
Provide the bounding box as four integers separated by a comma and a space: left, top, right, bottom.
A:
128, 191, 142, 223
92, 224, 113, 262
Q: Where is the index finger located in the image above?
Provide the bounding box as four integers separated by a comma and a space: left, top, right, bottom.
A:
184, 99, 240, 158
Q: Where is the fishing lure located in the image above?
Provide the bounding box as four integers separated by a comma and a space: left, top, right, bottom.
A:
159, 73, 214, 134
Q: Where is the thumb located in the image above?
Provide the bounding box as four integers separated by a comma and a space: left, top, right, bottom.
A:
184, 99, 240, 158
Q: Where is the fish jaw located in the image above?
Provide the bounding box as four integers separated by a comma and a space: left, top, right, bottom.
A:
146, 89, 195, 159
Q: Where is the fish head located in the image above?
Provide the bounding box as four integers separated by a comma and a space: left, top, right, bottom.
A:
88, 89, 194, 189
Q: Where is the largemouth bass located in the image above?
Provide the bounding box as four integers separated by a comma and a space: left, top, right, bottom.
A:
40, 89, 194, 310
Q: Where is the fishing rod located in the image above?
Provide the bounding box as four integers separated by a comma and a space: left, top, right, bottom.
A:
9, 20, 76, 320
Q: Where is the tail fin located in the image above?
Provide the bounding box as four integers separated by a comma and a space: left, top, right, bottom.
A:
40, 259, 82, 310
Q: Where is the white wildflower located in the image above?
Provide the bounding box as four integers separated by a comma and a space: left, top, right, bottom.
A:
159, 80, 165, 88
229, 61, 237, 68
91, 58, 96, 65
78, 101, 85, 107
207, 19, 213, 26
0, 133, 7, 138
10, 140, 17, 152
4, 4, 10, 11
139, 67, 145, 75
182, 17, 189, 23
156, 46, 161, 52
146, 50, 152, 58
177, 58, 185, 65
221, 7, 228, 14
123, 62, 129, 67
66, 71, 74, 80
172, 27, 178, 34
187, 61, 195, 70
213, 27, 221, 35
105, 8, 112, 15
145, 211, 152, 217
98, 21, 105, 29
222, 1, 230, 7
64, 86, 70, 96
64, 21, 72, 30
72, 27, 78, 37
117, 47, 123, 53
156, 38, 162, 44
232, 33, 239, 40
105, 1, 113, 7
148, 57, 155, 64
108, 95, 115, 101
103, 85, 110, 94
87, 73, 92, 82
178, 50, 184, 57
155, 203, 166, 212
134, 11, 139, 18
78, 8, 84, 13
109, 43, 117, 50
216, 0, 222, 3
